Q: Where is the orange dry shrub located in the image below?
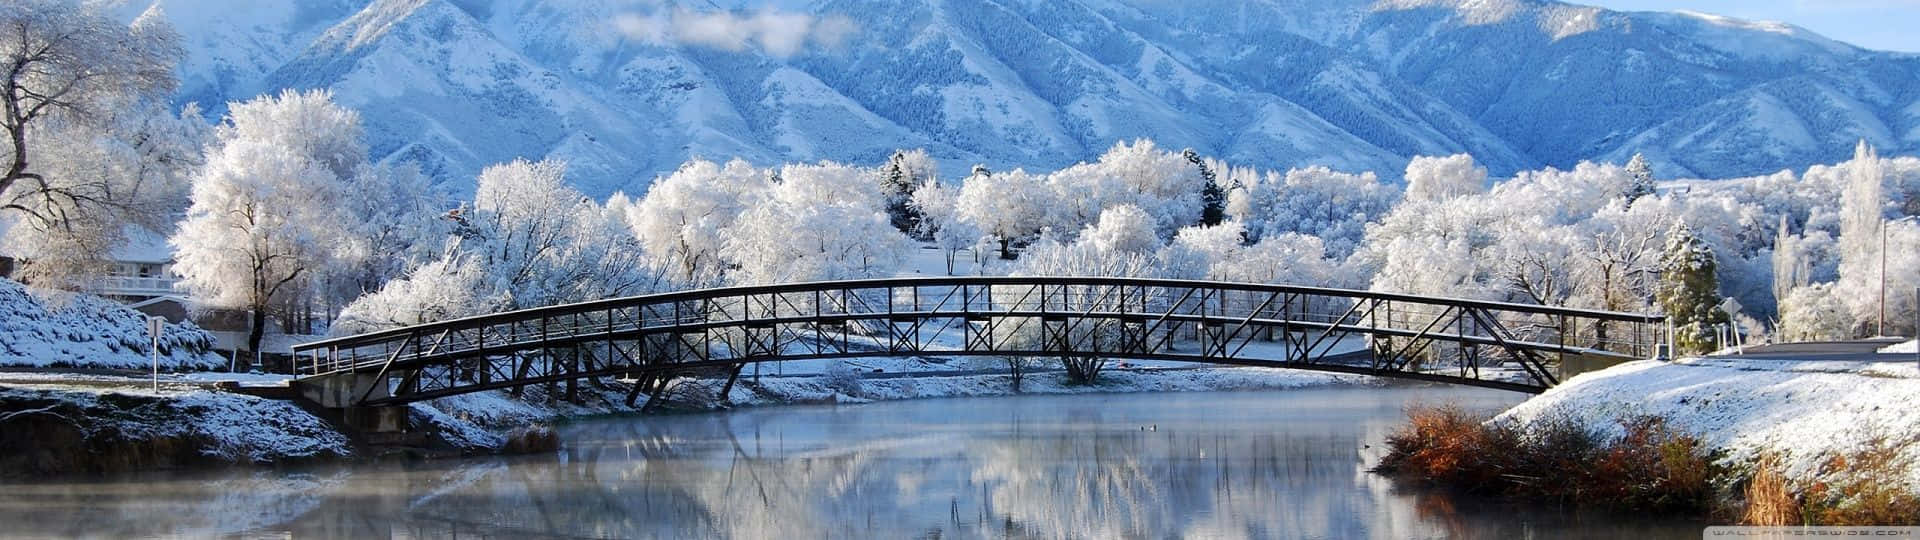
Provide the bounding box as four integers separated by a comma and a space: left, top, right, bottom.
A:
1582, 417, 1714, 512
1798, 440, 1920, 525
1376, 405, 1716, 514
1374, 404, 1518, 494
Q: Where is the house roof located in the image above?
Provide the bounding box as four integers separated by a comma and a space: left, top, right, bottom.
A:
110, 225, 174, 264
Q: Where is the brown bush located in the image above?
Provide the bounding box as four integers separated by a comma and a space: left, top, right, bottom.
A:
1376, 405, 1715, 514
1375, 404, 1515, 494
1582, 416, 1714, 512
1800, 440, 1920, 525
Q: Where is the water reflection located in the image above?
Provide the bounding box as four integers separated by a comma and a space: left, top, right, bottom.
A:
0, 388, 1707, 539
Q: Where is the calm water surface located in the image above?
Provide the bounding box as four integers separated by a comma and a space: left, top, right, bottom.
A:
0, 387, 1706, 539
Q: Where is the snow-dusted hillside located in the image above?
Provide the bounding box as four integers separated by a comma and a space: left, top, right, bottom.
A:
0, 279, 221, 370
129, 0, 1920, 195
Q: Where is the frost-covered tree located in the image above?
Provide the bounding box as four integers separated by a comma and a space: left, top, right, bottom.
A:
879, 149, 935, 235
174, 90, 378, 349
330, 255, 490, 336
4, 102, 206, 287
1491, 218, 1577, 306
1079, 205, 1160, 255
463, 159, 659, 308
1242, 166, 1397, 254
1832, 140, 1890, 335
337, 159, 666, 336
1161, 222, 1246, 281
1009, 228, 1162, 383
1224, 233, 1340, 287
956, 167, 1049, 259
1571, 219, 1664, 314
0, 2, 186, 286
626, 159, 766, 284
172, 139, 337, 354
1402, 154, 1487, 204
1624, 152, 1656, 204
172, 90, 422, 342
1770, 216, 1810, 313
910, 178, 980, 275
1360, 177, 1500, 300
1656, 224, 1728, 355
721, 161, 908, 285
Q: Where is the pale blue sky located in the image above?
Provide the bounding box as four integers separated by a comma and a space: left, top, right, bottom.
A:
1585, 0, 1920, 52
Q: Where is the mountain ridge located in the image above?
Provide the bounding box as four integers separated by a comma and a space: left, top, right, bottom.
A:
132, 0, 1920, 195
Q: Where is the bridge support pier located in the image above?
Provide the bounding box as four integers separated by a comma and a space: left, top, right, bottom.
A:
292, 370, 412, 433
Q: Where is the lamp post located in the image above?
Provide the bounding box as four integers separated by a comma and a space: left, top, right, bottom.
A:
1881, 215, 1920, 336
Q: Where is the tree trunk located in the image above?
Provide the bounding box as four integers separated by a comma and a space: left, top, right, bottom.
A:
246, 309, 267, 362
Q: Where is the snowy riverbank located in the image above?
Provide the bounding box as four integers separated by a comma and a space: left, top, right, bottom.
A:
0, 382, 350, 478
1494, 355, 1920, 490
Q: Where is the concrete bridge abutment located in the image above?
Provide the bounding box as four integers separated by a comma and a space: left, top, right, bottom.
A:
292, 370, 410, 433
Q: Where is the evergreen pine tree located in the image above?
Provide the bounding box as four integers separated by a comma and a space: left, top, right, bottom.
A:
1624, 153, 1655, 205
1656, 223, 1729, 355
1184, 148, 1225, 226
880, 150, 922, 235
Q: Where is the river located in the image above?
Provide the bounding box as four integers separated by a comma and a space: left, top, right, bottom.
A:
0, 386, 1706, 538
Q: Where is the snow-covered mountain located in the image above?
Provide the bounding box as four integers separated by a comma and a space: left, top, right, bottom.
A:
131, 0, 1920, 195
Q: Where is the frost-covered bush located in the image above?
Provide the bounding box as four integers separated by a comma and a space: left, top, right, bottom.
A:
0, 279, 219, 369
824, 360, 863, 395
330, 256, 493, 336
1777, 283, 1854, 342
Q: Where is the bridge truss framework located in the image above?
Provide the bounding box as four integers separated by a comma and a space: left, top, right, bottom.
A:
293, 277, 1666, 408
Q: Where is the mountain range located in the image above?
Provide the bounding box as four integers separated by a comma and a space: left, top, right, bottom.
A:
126, 0, 1920, 196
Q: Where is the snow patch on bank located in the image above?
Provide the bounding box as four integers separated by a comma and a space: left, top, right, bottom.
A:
0, 279, 222, 370
1880, 339, 1917, 354
1495, 358, 1920, 488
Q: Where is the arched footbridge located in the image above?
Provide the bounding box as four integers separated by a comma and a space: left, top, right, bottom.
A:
291, 277, 1665, 414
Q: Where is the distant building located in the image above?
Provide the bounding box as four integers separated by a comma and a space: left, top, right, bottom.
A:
97, 227, 183, 304
0, 226, 183, 304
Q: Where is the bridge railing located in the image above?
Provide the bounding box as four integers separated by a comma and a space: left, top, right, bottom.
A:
296, 277, 1665, 383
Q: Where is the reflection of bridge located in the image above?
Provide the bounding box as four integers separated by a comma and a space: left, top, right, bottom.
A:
292, 277, 1664, 418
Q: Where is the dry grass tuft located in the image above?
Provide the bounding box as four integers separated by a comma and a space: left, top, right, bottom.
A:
1740, 454, 1800, 526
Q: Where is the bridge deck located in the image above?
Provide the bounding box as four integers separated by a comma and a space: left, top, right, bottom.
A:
293, 277, 1665, 407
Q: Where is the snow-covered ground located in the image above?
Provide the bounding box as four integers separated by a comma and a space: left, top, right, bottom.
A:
0, 279, 222, 370
1881, 339, 1917, 354
1496, 356, 1920, 489
897, 244, 997, 277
